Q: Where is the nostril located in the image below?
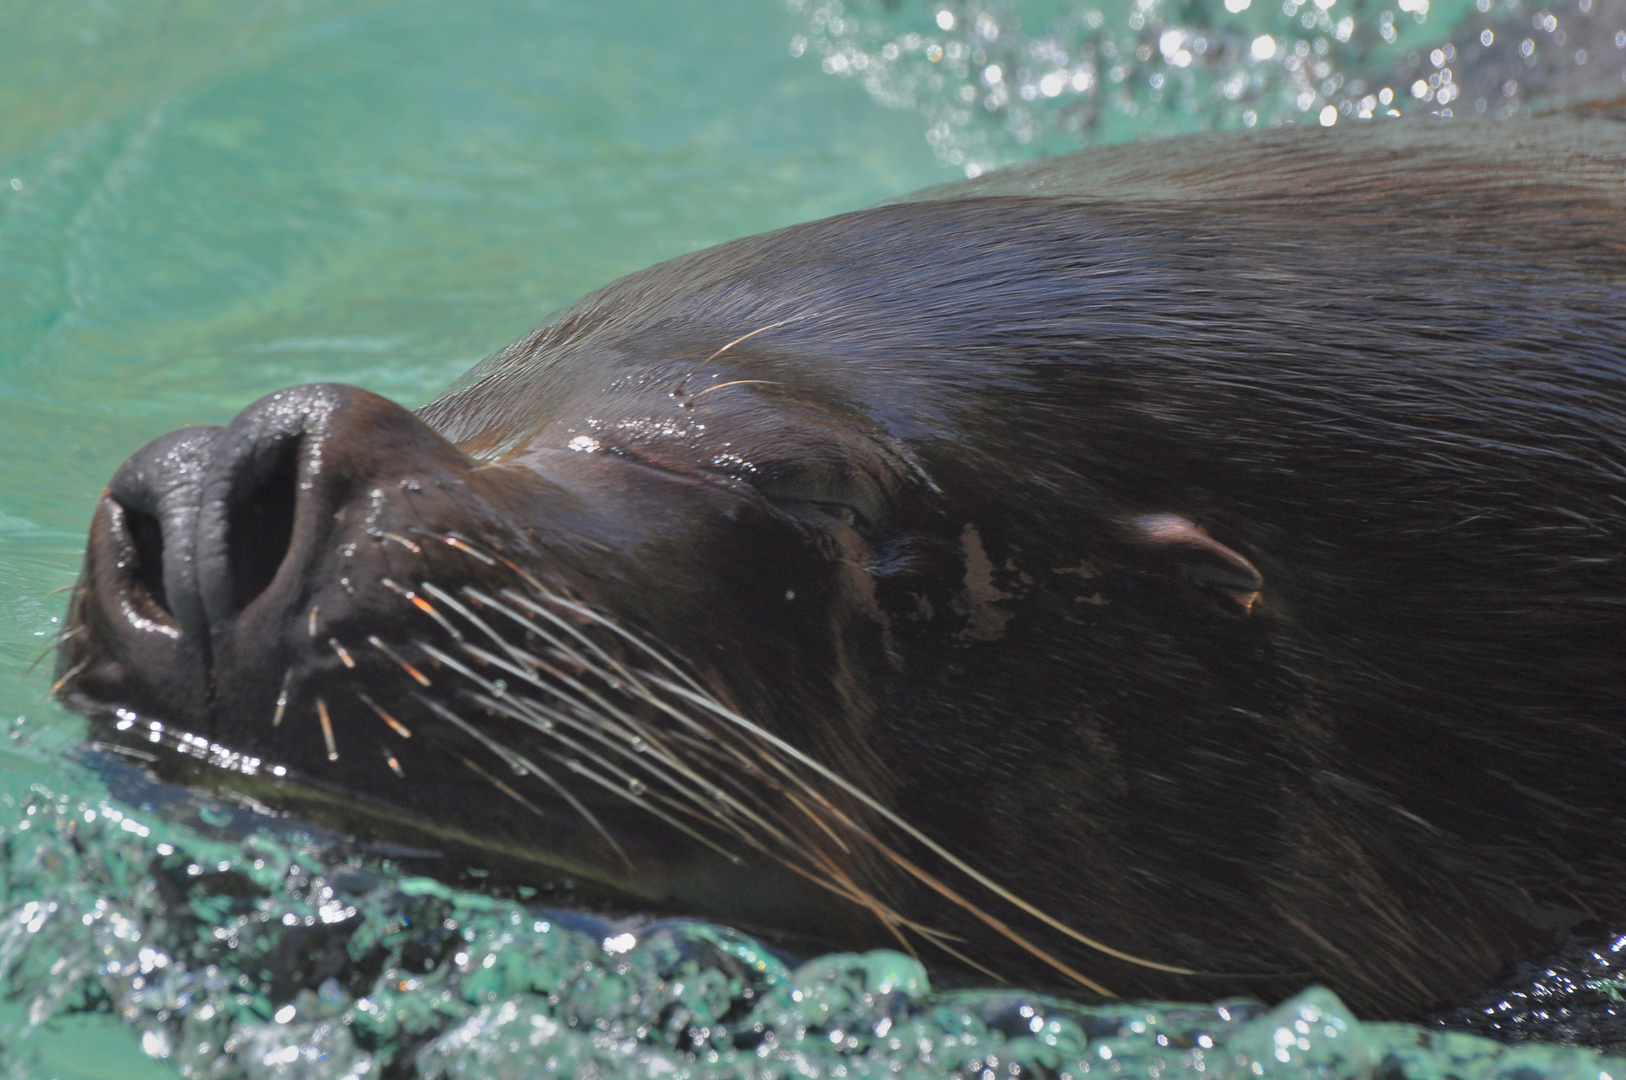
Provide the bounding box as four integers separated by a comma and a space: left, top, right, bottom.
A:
121, 504, 170, 614
225, 437, 300, 613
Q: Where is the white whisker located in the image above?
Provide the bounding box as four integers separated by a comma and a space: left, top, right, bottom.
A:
413, 693, 628, 867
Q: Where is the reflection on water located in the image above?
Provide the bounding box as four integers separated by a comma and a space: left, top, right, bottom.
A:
789, 0, 1626, 171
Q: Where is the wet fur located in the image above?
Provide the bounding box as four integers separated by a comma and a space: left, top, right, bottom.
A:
62, 119, 1626, 1017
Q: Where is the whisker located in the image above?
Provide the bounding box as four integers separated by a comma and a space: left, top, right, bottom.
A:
467, 687, 767, 856
796, 839, 917, 956
480, 587, 654, 699
453, 643, 704, 802
457, 754, 550, 821
755, 840, 924, 956
368, 635, 431, 687
672, 313, 817, 400
42, 583, 78, 598
27, 626, 86, 675
308, 606, 320, 638
428, 532, 495, 566
450, 618, 668, 756
356, 691, 412, 738
384, 533, 422, 554
433, 586, 713, 775
458, 638, 795, 849
467, 589, 852, 851
482, 589, 755, 777
904, 925, 1009, 984
413, 638, 732, 838
782, 787, 852, 856
413, 693, 629, 868
329, 639, 356, 669
384, 749, 406, 778
317, 697, 339, 761
647, 726, 797, 823
47, 659, 88, 698
381, 577, 464, 641
865, 828, 1112, 994
503, 586, 711, 699
639, 670, 1193, 978
467, 692, 748, 866
25, 644, 55, 676
272, 669, 293, 727
687, 379, 782, 402
428, 533, 1172, 985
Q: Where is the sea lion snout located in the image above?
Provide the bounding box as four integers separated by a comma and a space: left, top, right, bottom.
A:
105, 425, 224, 643
66, 383, 490, 733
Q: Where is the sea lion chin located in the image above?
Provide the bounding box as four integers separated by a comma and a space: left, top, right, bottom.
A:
55, 119, 1626, 1019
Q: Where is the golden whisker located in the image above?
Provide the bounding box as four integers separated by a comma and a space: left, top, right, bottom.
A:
380, 577, 464, 641
803, 842, 918, 958
781, 787, 852, 855
272, 668, 293, 726
686, 379, 782, 402
484, 588, 767, 788
431, 532, 495, 565
384, 532, 422, 554
643, 671, 1195, 977
384, 749, 406, 778
367, 635, 431, 687
329, 638, 356, 669
865, 831, 1112, 995
903, 925, 1009, 984
672, 313, 818, 400
308, 606, 320, 637
317, 697, 339, 761
509, 585, 711, 699
443, 587, 700, 770
482, 586, 653, 699
47, 659, 88, 698
445, 540, 1173, 983
356, 691, 411, 738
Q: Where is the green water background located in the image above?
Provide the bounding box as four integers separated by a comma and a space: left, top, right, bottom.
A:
2, 0, 1622, 1074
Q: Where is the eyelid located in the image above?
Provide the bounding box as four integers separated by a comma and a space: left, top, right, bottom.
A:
805, 501, 866, 530
752, 472, 883, 531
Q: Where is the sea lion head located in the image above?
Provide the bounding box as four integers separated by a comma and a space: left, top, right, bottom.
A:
52, 122, 1626, 1015
58, 314, 958, 929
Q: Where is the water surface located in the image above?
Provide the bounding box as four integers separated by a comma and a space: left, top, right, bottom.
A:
3, 0, 1624, 1075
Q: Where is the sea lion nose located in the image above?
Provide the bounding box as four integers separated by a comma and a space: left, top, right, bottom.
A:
107, 426, 224, 640
194, 383, 353, 634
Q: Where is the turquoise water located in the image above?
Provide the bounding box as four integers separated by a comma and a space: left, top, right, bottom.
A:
3, 0, 1625, 1075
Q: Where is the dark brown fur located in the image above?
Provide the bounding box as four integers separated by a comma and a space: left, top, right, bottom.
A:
59, 119, 1626, 1017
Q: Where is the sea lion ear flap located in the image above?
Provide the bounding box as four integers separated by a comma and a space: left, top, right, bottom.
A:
1126, 513, 1265, 612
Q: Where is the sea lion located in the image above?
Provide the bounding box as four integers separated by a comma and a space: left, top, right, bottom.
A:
55, 119, 1626, 1019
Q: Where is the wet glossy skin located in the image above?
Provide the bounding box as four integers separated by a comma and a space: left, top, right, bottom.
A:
59, 120, 1626, 1016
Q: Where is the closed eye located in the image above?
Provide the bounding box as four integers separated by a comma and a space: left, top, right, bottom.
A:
806, 500, 866, 530
753, 474, 882, 534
